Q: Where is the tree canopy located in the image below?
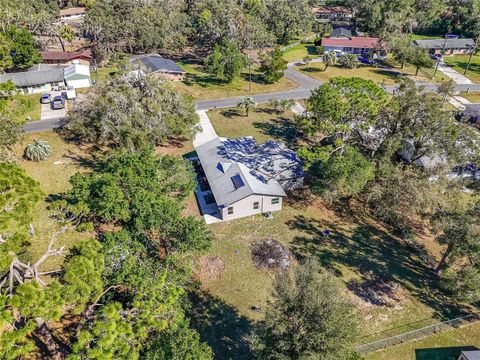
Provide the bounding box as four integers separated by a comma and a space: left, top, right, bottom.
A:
65, 72, 199, 151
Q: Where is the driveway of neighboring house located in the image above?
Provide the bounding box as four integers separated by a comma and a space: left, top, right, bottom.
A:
437, 62, 473, 84
40, 91, 67, 121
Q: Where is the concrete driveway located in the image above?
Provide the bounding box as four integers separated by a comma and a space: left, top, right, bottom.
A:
40, 91, 67, 121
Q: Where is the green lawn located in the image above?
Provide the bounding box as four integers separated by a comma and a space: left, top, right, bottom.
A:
172, 63, 296, 100
444, 55, 480, 84
282, 42, 318, 62
208, 106, 297, 145
459, 91, 480, 103
13, 132, 95, 270
7, 94, 41, 122
366, 321, 480, 360
296, 58, 444, 85
193, 107, 471, 359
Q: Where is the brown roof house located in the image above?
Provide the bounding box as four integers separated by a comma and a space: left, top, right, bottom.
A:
40, 48, 92, 66
58, 7, 86, 21
322, 36, 380, 55
312, 6, 353, 23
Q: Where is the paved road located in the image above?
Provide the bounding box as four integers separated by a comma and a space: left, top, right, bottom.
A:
24, 65, 480, 133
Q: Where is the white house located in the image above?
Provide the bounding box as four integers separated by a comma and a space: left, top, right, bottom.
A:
0, 64, 64, 94
64, 62, 91, 88
194, 137, 304, 222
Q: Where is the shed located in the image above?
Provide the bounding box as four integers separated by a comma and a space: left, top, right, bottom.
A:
64, 62, 91, 88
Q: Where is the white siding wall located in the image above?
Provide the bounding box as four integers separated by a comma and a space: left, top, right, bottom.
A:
220, 195, 283, 221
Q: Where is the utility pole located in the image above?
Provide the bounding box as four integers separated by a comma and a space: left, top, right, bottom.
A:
433, 36, 448, 79
464, 35, 479, 75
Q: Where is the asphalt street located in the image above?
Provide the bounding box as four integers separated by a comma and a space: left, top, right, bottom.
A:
24, 65, 480, 133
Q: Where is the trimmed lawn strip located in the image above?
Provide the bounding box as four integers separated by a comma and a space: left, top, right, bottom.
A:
459, 91, 480, 103
173, 63, 297, 100
365, 321, 480, 360
444, 55, 480, 84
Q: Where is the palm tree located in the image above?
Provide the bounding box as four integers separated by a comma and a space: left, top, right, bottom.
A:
237, 96, 257, 117
58, 24, 74, 51
339, 53, 358, 69
321, 51, 337, 71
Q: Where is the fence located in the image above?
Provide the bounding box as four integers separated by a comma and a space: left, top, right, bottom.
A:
355, 314, 479, 354
280, 35, 317, 52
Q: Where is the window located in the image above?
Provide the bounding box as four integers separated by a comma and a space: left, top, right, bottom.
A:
227, 206, 234, 215
253, 202, 259, 210
271, 198, 280, 205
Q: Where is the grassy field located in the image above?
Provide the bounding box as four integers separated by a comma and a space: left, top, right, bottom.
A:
6, 94, 41, 122
459, 91, 480, 103
192, 107, 471, 359
444, 55, 480, 84
295, 60, 443, 85
282, 41, 318, 62
172, 63, 297, 100
366, 321, 480, 360
13, 132, 94, 270
208, 106, 297, 145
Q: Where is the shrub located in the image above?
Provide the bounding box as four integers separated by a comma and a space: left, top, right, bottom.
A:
24, 139, 52, 161
314, 38, 322, 46
77, 222, 95, 233
316, 45, 325, 55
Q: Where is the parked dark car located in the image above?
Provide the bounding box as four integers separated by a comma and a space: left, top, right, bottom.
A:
430, 54, 442, 61
40, 93, 51, 104
358, 56, 376, 65
51, 95, 65, 110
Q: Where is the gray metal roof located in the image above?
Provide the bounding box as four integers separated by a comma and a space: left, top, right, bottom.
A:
195, 137, 303, 207
461, 351, 480, 360
0, 64, 64, 87
130, 54, 186, 74
331, 27, 352, 38
412, 38, 475, 49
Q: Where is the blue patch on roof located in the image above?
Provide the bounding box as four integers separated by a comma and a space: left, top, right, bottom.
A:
231, 174, 245, 189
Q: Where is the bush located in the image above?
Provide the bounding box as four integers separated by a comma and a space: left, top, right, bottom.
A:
316, 45, 325, 55
24, 139, 52, 161
77, 222, 95, 233
314, 38, 322, 46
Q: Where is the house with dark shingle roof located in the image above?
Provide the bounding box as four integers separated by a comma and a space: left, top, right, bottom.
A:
412, 38, 475, 55
130, 54, 186, 81
194, 137, 304, 221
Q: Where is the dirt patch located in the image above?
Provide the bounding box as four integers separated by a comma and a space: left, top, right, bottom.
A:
195, 255, 225, 281
251, 239, 291, 270
347, 273, 407, 308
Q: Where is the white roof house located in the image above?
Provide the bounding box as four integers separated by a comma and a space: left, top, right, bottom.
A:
194, 137, 304, 222
64, 62, 91, 88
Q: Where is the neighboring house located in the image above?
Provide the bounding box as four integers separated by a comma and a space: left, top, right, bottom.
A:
58, 7, 86, 21
40, 48, 92, 66
64, 62, 91, 88
0, 64, 64, 94
322, 36, 380, 55
130, 54, 186, 81
312, 6, 353, 23
331, 27, 353, 38
412, 38, 475, 55
459, 350, 480, 360
0, 62, 91, 93
194, 137, 304, 222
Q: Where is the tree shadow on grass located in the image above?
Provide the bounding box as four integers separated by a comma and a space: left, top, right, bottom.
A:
188, 290, 253, 360
253, 117, 299, 147
285, 216, 472, 322
220, 108, 243, 118
301, 66, 323, 73
372, 69, 401, 81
